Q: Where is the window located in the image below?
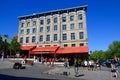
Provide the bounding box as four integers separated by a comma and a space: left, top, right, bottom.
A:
0, 37, 2, 41
27, 22, 30, 27
71, 44, 76, 47
46, 35, 50, 41
79, 43, 84, 46
78, 14, 82, 20
79, 32, 84, 39
20, 30, 24, 34
70, 15, 74, 21
40, 20, 44, 25
79, 23, 83, 29
26, 37, 29, 43
62, 25, 66, 30
54, 34, 57, 41
33, 21, 36, 26
32, 36, 36, 43
62, 17, 66, 22
62, 33, 67, 40
54, 25, 58, 31
20, 37, 23, 43
47, 19, 50, 24
47, 26, 50, 32
32, 28, 36, 33
64, 44, 68, 47
21, 23, 25, 27
5, 39, 7, 43
40, 27, 43, 32
39, 35, 43, 42
26, 29, 30, 34
54, 17, 57, 23
70, 24, 74, 30
71, 33, 75, 40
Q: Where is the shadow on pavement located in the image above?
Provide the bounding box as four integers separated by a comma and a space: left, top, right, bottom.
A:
75, 74, 85, 77
0, 74, 58, 80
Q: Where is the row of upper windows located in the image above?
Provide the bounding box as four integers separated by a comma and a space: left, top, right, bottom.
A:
37, 43, 84, 47
20, 23, 83, 34
20, 32, 84, 43
64, 43, 84, 47
21, 14, 83, 27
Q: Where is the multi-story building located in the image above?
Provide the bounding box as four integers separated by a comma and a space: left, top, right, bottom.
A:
18, 5, 89, 59
0, 35, 12, 56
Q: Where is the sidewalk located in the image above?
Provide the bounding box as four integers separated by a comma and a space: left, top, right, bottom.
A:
47, 66, 112, 80
0, 60, 114, 80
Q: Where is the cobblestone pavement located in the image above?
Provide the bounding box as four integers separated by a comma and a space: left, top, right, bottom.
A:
0, 60, 119, 80
0, 61, 83, 80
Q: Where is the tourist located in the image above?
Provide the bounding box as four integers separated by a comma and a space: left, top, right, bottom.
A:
74, 58, 79, 76
110, 62, 118, 80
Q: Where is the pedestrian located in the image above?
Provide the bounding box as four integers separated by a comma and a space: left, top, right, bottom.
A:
84, 60, 88, 70
64, 58, 69, 68
74, 58, 79, 77
110, 62, 118, 80
1, 51, 4, 61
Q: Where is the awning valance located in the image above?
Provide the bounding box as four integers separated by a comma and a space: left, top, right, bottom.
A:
56, 46, 89, 54
21, 46, 36, 50
32, 46, 59, 52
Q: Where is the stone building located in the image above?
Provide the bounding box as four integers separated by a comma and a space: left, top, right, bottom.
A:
18, 5, 89, 59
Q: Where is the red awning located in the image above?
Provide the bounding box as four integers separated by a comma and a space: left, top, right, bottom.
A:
56, 46, 89, 54
30, 46, 59, 54
21, 46, 36, 50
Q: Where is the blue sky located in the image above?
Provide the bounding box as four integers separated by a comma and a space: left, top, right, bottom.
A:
0, 0, 120, 51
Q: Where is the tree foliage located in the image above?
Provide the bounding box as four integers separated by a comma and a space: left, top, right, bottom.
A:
108, 41, 120, 58
8, 38, 21, 55
89, 41, 120, 60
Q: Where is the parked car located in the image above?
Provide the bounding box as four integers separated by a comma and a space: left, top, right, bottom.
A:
101, 60, 112, 68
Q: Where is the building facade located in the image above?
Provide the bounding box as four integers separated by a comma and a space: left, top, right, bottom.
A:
18, 5, 88, 59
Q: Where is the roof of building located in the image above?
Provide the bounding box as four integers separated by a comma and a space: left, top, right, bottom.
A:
0, 35, 12, 44
18, 5, 87, 19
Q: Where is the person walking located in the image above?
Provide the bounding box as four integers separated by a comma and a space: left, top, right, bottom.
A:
1, 51, 4, 61
110, 62, 118, 80
74, 58, 79, 77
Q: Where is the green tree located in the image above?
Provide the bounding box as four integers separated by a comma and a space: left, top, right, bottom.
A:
89, 50, 108, 60
108, 41, 120, 58
8, 38, 21, 56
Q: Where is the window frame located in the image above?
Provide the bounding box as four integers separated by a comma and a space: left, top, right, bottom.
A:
26, 37, 29, 43
54, 25, 58, 31
32, 28, 36, 34
79, 32, 84, 39
78, 14, 82, 20
40, 27, 43, 32
62, 17, 66, 22
70, 23, 74, 30
47, 19, 50, 24
79, 23, 83, 29
54, 17, 57, 23
54, 34, 58, 41
39, 35, 43, 42
62, 24, 67, 30
33, 21, 36, 26
70, 15, 74, 21
71, 33, 75, 40
46, 35, 50, 41
32, 36, 36, 43
26, 29, 30, 34
62, 33, 67, 40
